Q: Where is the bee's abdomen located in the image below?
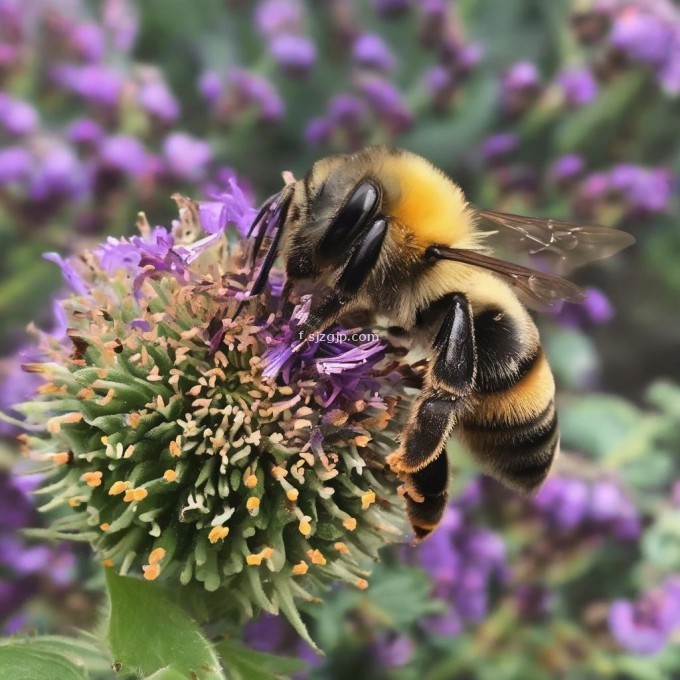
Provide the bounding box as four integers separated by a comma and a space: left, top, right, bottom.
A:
459, 307, 559, 493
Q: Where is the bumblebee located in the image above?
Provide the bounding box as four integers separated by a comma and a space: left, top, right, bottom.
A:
239, 145, 634, 540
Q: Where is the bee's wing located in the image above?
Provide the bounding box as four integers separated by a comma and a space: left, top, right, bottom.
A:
475, 208, 635, 273
428, 245, 586, 307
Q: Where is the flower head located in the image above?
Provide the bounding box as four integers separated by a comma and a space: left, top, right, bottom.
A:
13, 193, 411, 638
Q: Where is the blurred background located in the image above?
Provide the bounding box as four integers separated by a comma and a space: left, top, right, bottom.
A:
1, 0, 680, 678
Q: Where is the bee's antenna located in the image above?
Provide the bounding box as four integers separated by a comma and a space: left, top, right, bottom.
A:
247, 191, 280, 265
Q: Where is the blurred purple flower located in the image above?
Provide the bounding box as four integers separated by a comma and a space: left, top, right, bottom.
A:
555, 287, 614, 328
480, 133, 518, 162
358, 76, 412, 131
374, 0, 410, 18
609, 164, 673, 213
0, 94, 39, 135
534, 476, 590, 529
609, 580, 680, 655
352, 34, 396, 71
199, 174, 257, 237
610, 10, 674, 66
162, 132, 212, 182
328, 93, 366, 126
550, 154, 585, 184
102, 0, 139, 53
304, 117, 333, 145
198, 70, 222, 104
254, 0, 302, 38
69, 22, 105, 62
229, 67, 285, 122
138, 77, 181, 123
373, 633, 414, 668
29, 142, 87, 202
269, 34, 316, 74
501, 61, 541, 114
43, 251, 89, 295
99, 134, 149, 177
557, 67, 599, 106
0, 146, 31, 185
425, 65, 453, 97
67, 118, 104, 146
52, 63, 124, 106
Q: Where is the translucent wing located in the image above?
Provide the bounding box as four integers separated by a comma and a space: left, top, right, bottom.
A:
475, 208, 635, 274
428, 245, 587, 306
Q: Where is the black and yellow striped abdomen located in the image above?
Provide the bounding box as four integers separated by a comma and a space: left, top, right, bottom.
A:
458, 306, 559, 493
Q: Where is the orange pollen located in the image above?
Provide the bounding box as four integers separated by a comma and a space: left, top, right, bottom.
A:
246, 554, 263, 566
52, 452, 71, 465
124, 488, 148, 502
208, 526, 230, 544
292, 561, 309, 576
163, 469, 178, 482
286, 489, 299, 502
81, 471, 103, 487
47, 412, 83, 434
109, 481, 130, 496
355, 578, 369, 590
169, 441, 181, 457
246, 497, 260, 511
101, 559, 114, 568
343, 517, 357, 531
361, 490, 376, 510
334, 542, 350, 555
142, 563, 161, 581
68, 497, 81, 507
306, 549, 326, 566
244, 474, 258, 488
354, 435, 370, 447
299, 520, 312, 537
271, 466, 288, 479
148, 548, 166, 564
100, 523, 111, 531
129, 412, 141, 428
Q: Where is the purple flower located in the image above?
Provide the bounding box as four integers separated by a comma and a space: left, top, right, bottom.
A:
304, 117, 333, 144
67, 118, 104, 146
352, 34, 396, 71
28, 142, 87, 202
557, 67, 599, 106
254, 0, 302, 38
198, 174, 257, 237
69, 22, 105, 62
373, 634, 414, 668
425, 65, 453, 97
609, 164, 673, 213
328, 93, 366, 127
162, 132, 212, 182
358, 76, 412, 131
52, 63, 124, 106
555, 287, 614, 328
0, 146, 31, 185
229, 67, 285, 122
102, 0, 139, 53
534, 476, 589, 529
373, 0, 410, 18
480, 133, 518, 162
550, 154, 585, 184
269, 34, 316, 74
501, 61, 541, 114
43, 252, 89, 295
99, 134, 149, 177
138, 77, 180, 123
610, 11, 674, 66
609, 584, 680, 655
198, 70, 222, 104
0, 94, 39, 135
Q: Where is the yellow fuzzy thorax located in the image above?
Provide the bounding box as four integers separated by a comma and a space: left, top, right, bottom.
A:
380, 150, 478, 250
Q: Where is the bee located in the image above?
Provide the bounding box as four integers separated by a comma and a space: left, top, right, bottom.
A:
239, 145, 634, 540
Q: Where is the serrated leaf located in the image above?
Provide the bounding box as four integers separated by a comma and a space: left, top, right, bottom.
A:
216, 639, 307, 680
105, 570, 225, 679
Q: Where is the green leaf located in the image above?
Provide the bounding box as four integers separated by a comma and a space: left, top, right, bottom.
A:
216, 639, 307, 680
0, 639, 89, 680
105, 570, 225, 679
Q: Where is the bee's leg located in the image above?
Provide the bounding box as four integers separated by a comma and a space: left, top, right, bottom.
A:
400, 450, 449, 542
293, 217, 387, 349
387, 293, 476, 475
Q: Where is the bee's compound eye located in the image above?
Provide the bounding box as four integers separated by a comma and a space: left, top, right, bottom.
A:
317, 180, 380, 263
